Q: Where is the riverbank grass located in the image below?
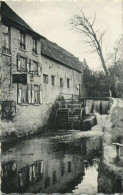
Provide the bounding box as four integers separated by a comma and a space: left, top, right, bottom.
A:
111, 106, 123, 143
111, 105, 123, 167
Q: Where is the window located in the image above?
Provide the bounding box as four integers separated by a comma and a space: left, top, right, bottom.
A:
20, 56, 27, 72
61, 163, 65, 176
21, 84, 28, 103
68, 161, 71, 173
60, 78, 63, 88
34, 85, 40, 103
18, 84, 42, 104
67, 78, 70, 88
17, 55, 27, 72
53, 171, 56, 184
1, 101, 16, 120
44, 177, 50, 188
3, 26, 10, 53
33, 61, 38, 75
32, 37, 37, 55
51, 75, 55, 86
20, 31, 26, 50
43, 74, 48, 84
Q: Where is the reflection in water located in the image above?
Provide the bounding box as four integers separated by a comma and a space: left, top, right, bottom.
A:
98, 161, 122, 193
73, 165, 98, 194
1, 134, 102, 193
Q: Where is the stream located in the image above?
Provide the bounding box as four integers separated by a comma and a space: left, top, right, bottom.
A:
1, 131, 102, 194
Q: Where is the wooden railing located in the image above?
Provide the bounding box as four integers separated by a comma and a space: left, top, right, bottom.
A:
91, 92, 110, 97
59, 93, 79, 101
56, 101, 82, 110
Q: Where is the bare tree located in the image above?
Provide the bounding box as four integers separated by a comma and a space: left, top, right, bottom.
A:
112, 36, 123, 66
108, 36, 123, 97
70, 11, 111, 93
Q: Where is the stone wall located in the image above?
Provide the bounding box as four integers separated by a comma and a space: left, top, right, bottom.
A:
1, 24, 83, 135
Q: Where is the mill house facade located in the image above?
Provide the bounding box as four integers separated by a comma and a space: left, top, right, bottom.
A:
0, 2, 83, 134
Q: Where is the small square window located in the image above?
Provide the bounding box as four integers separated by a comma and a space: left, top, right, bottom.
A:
60, 78, 63, 88
43, 74, 48, 84
51, 75, 55, 86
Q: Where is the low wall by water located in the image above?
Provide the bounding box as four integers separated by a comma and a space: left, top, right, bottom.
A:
98, 162, 123, 193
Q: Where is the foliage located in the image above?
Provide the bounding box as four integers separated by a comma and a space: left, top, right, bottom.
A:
82, 35, 123, 98
83, 59, 108, 96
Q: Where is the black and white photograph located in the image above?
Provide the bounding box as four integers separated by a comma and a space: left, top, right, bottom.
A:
0, 0, 123, 194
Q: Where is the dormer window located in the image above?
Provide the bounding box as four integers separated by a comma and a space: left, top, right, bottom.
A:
20, 31, 26, 50
32, 37, 37, 55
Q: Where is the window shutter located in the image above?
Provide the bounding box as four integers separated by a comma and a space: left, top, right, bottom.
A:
38, 67, 41, 76
32, 165, 36, 178
31, 84, 34, 103
18, 83, 22, 104
28, 84, 32, 104
29, 166, 33, 182
41, 160, 43, 173
39, 84, 43, 104
38, 62, 42, 76
30, 60, 33, 73
17, 54, 21, 71
27, 59, 30, 73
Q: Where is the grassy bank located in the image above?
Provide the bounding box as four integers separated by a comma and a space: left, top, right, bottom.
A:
111, 106, 123, 142
103, 98, 123, 178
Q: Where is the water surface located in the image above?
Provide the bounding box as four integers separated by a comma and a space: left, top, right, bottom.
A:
1, 130, 102, 194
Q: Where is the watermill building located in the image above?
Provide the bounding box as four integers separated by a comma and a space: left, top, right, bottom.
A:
0, 2, 83, 134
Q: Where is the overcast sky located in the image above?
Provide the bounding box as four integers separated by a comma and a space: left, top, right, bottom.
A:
7, 0, 122, 70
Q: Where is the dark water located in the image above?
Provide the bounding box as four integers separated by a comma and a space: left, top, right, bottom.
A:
1, 131, 102, 194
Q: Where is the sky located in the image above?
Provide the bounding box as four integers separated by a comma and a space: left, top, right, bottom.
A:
6, 0, 123, 70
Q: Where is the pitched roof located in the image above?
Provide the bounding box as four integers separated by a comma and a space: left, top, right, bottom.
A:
1, 2, 45, 38
1, 2, 83, 72
1, 2, 33, 31
41, 39, 83, 72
